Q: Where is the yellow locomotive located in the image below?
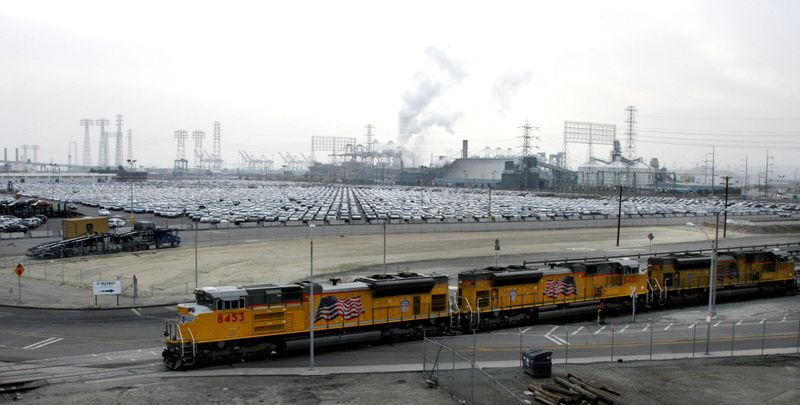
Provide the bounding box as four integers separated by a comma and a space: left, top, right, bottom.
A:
163, 272, 450, 369
646, 249, 796, 304
456, 259, 647, 329
163, 249, 796, 369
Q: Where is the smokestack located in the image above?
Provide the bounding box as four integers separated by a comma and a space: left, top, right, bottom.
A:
15, 148, 19, 162
462, 140, 468, 159
3, 148, 6, 162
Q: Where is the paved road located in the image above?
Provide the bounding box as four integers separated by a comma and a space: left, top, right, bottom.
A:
0, 306, 172, 362
0, 295, 798, 387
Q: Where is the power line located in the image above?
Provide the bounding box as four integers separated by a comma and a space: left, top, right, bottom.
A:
639, 114, 800, 121
638, 138, 800, 149
640, 128, 799, 136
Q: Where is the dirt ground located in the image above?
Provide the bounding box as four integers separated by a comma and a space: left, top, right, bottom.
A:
0, 224, 742, 308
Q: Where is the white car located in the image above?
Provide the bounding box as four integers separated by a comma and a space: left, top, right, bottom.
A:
108, 217, 126, 228
98, 209, 111, 216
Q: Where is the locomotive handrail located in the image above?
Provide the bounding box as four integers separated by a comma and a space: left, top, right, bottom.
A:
523, 242, 800, 266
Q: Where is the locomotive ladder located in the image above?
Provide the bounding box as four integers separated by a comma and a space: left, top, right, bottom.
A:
647, 278, 666, 305
448, 295, 461, 330
181, 328, 197, 366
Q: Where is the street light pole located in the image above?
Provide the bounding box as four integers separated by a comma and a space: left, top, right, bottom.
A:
194, 221, 198, 288
383, 219, 387, 274
308, 223, 316, 371
705, 210, 723, 355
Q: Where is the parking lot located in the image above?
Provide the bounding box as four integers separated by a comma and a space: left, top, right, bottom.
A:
10, 180, 799, 228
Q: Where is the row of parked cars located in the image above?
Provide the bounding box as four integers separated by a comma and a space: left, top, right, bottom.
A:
0, 214, 47, 233
12, 180, 800, 227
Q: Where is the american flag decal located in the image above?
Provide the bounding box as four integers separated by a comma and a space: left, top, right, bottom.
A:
716, 266, 738, 281
315, 296, 364, 322
544, 276, 578, 298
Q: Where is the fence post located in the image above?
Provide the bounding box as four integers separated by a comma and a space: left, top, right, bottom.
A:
472, 331, 476, 405
649, 322, 653, 360
796, 319, 800, 354
422, 334, 426, 373
519, 329, 523, 368
610, 324, 615, 362
565, 326, 569, 365
452, 348, 455, 395
692, 324, 697, 358
731, 320, 735, 356
761, 320, 766, 355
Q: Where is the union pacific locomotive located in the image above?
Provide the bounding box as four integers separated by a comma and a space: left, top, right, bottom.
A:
162, 249, 797, 369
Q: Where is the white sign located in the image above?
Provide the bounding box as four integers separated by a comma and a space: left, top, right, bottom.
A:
93, 280, 122, 295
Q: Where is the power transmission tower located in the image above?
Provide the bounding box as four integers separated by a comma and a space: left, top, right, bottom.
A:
96, 118, 110, 167
624, 106, 638, 159
518, 120, 540, 190
80, 119, 93, 166
114, 114, 124, 166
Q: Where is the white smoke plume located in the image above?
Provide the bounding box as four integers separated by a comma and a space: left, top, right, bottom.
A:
492, 69, 532, 115
397, 47, 465, 145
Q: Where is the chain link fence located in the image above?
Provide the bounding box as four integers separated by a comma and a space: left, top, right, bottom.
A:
423, 333, 525, 404
423, 318, 800, 403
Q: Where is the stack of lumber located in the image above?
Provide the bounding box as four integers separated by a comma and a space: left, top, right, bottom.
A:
526, 373, 621, 405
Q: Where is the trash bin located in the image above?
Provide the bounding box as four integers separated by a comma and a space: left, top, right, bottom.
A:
521, 348, 552, 378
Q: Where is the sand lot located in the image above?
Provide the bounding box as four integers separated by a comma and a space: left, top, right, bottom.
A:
0, 222, 786, 308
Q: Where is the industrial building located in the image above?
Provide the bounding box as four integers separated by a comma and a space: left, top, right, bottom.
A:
577, 140, 654, 189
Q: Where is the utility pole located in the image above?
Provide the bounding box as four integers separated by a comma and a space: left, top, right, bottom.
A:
764, 150, 774, 198
740, 154, 748, 199
722, 176, 731, 238
616, 186, 623, 246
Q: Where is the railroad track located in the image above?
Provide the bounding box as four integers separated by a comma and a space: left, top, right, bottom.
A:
0, 348, 165, 396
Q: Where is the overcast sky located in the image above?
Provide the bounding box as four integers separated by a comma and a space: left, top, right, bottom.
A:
2, 0, 798, 176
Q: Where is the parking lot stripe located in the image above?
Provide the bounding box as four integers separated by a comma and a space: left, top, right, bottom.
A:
713, 321, 721, 327
550, 335, 570, 345
593, 326, 606, 335
664, 323, 673, 331
760, 318, 766, 324
131, 308, 142, 316
571, 326, 584, 336
543, 335, 563, 346
642, 325, 649, 332
24, 337, 63, 350
782, 317, 786, 323
688, 322, 696, 329
23, 337, 57, 349
620, 325, 629, 333
737, 320, 743, 326
520, 327, 532, 334
546, 326, 559, 335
